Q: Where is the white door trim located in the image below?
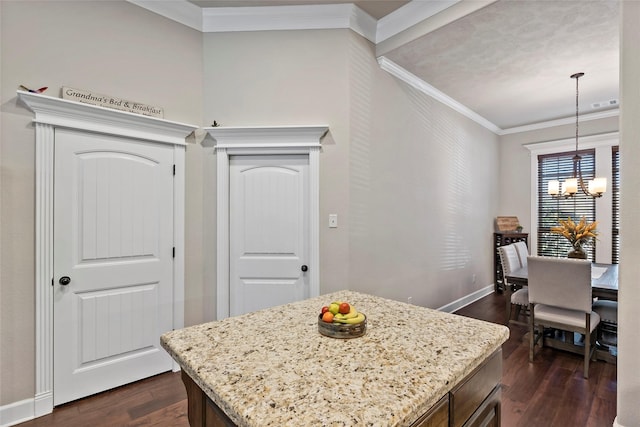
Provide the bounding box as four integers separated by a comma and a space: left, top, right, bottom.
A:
203, 126, 328, 320
17, 91, 197, 417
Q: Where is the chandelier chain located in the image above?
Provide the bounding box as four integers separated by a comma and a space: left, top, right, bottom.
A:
575, 73, 579, 154
547, 72, 605, 199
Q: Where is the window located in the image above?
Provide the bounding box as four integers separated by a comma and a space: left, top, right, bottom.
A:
537, 149, 596, 260
612, 146, 620, 264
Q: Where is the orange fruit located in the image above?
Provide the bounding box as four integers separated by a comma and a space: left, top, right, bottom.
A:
321, 311, 334, 323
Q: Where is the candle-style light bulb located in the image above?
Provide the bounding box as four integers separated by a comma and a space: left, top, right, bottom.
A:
564, 178, 578, 195
589, 177, 607, 195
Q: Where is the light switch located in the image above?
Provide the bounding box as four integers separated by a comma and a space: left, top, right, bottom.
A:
329, 214, 338, 228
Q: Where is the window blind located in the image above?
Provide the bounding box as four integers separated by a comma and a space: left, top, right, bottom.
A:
537, 149, 596, 260
612, 146, 620, 264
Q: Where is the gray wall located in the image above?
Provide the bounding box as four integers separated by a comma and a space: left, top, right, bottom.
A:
618, 1, 640, 425
348, 34, 500, 308
0, 0, 203, 406
2, 0, 504, 414
201, 29, 500, 317
201, 29, 353, 319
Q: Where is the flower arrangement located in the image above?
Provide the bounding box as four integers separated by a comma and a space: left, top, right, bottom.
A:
551, 216, 598, 250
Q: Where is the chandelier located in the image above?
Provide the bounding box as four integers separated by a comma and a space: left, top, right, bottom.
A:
547, 72, 606, 198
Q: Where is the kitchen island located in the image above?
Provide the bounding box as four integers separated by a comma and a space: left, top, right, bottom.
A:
161, 291, 509, 427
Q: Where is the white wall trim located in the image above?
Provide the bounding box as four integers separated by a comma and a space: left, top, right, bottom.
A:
203, 126, 328, 320
376, 0, 460, 43
172, 145, 186, 372
524, 131, 620, 155
201, 3, 377, 42
347, 4, 377, 42
437, 284, 495, 313
127, 0, 203, 31
501, 109, 620, 135
127, 0, 466, 47
214, 146, 230, 320
16, 91, 197, 419
0, 398, 35, 427
202, 4, 349, 33
16, 91, 196, 145
34, 122, 55, 418
378, 56, 503, 134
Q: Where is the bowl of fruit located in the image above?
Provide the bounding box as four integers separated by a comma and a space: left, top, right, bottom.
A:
318, 301, 367, 339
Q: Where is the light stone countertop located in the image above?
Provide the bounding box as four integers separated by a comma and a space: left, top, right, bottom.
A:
161, 290, 509, 427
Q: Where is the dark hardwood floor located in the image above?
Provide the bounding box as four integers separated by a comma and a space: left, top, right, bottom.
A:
455, 291, 616, 427
15, 372, 189, 427
15, 292, 616, 427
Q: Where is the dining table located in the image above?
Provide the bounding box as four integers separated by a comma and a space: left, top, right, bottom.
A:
504, 261, 618, 363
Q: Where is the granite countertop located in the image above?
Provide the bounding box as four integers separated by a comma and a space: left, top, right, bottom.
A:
161, 290, 509, 427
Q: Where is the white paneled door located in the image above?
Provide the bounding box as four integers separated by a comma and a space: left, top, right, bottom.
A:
229, 155, 310, 316
53, 129, 174, 405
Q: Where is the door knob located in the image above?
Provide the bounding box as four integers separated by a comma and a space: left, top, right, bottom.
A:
301, 265, 308, 272
59, 276, 71, 286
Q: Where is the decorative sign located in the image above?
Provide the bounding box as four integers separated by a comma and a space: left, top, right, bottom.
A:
62, 87, 164, 118
496, 216, 520, 232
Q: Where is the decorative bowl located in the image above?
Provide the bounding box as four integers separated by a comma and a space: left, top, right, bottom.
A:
317, 313, 367, 339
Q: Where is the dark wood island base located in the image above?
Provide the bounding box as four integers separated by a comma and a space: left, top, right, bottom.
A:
182, 370, 236, 427
180, 349, 502, 427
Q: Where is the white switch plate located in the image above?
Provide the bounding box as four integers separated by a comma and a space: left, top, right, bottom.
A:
329, 214, 338, 228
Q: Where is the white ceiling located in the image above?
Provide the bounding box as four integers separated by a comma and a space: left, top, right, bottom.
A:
167, 0, 621, 131
383, 0, 619, 130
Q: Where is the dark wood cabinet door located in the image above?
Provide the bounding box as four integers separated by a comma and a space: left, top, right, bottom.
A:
410, 395, 449, 427
461, 385, 501, 427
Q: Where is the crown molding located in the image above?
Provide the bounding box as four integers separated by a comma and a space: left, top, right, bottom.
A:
377, 56, 502, 134
126, 0, 458, 44
201, 3, 376, 41
377, 57, 620, 137
500, 109, 620, 135
127, 0, 203, 31
376, 0, 460, 43
524, 131, 619, 154
376, 0, 495, 55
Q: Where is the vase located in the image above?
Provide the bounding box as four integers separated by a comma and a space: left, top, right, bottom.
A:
568, 244, 587, 259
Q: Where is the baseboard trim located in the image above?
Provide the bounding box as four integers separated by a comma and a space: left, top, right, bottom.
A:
437, 284, 495, 313
34, 391, 53, 418
0, 398, 35, 427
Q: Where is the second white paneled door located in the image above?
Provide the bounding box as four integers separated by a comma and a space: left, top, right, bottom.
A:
229, 155, 310, 316
53, 129, 174, 405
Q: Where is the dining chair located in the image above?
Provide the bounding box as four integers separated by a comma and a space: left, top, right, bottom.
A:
592, 299, 618, 349
527, 256, 600, 378
514, 241, 529, 267
498, 244, 529, 326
